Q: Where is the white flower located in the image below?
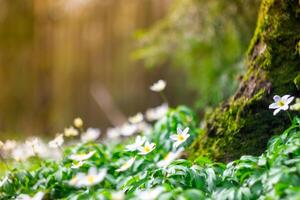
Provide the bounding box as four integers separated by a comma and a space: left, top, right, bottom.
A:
64, 126, 79, 137
69, 151, 95, 161
48, 134, 64, 148
2, 140, 17, 151
138, 141, 156, 155
129, 112, 144, 124
269, 95, 294, 115
16, 191, 44, 200
136, 187, 164, 200
170, 127, 190, 148
111, 191, 125, 200
157, 147, 184, 168
69, 172, 85, 187
145, 103, 168, 121
120, 123, 138, 136
116, 157, 135, 172
81, 128, 101, 142
74, 117, 83, 128
25, 138, 44, 156
290, 98, 300, 111
125, 136, 146, 152
70, 167, 107, 187
137, 122, 152, 135
106, 128, 121, 139
71, 161, 85, 169
150, 80, 166, 92
11, 143, 35, 161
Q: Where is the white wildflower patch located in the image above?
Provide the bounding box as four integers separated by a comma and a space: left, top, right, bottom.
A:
145, 103, 168, 121
120, 123, 138, 136
81, 128, 101, 142
49, 134, 64, 149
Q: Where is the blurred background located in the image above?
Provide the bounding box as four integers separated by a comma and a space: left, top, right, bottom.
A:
0, 0, 260, 139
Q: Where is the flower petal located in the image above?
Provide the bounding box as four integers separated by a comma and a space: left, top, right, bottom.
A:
182, 127, 190, 135
269, 103, 279, 109
285, 96, 294, 105
282, 95, 291, 101
273, 108, 281, 115
177, 127, 183, 134
273, 95, 281, 102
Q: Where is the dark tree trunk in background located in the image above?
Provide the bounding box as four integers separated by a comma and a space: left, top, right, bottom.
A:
189, 0, 300, 162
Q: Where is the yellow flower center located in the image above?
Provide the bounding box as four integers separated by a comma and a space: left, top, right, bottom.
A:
177, 134, 185, 142
144, 145, 150, 153
278, 101, 285, 107
87, 175, 95, 184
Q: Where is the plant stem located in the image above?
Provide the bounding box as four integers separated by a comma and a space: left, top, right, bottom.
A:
160, 92, 169, 104
287, 111, 293, 123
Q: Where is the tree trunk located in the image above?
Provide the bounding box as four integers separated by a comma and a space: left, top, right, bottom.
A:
189, 0, 300, 162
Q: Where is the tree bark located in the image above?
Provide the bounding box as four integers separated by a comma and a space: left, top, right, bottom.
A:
189, 0, 300, 162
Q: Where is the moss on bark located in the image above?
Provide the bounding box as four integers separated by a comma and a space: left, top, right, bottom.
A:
189, 0, 300, 162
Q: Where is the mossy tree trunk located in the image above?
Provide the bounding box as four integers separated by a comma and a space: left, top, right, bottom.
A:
189, 0, 300, 162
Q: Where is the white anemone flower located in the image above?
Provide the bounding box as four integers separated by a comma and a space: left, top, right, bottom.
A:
71, 161, 85, 169
170, 127, 190, 148
116, 157, 135, 172
120, 123, 138, 136
0, 140, 3, 149
78, 167, 107, 187
81, 128, 101, 142
69, 151, 95, 161
69, 172, 86, 187
16, 191, 45, 200
138, 141, 156, 155
136, 187, 165, 200
2, 140, 17, 151
106, 127, 121, 139
145, 103, 168, 121
125, 136, 146, 152
129, 112, 144, 124
150, 80, 166, 92
157, 147, 184, 168
74, 117, 83, 128
269, 95, 294, 115
64, 126, 79, 137
48, 134, 64, 149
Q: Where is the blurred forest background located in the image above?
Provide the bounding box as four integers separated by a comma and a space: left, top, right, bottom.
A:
0, 0, 260, 139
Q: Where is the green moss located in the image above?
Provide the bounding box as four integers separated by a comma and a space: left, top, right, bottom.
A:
189, 0, 300, 162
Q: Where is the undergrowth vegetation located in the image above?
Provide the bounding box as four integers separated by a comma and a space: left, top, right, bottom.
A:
0, 103, 300, 199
